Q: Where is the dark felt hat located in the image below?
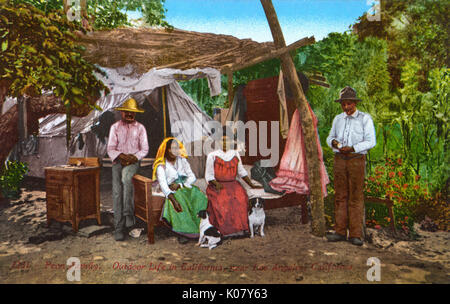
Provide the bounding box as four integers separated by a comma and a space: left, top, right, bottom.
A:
335, 86, 362, 103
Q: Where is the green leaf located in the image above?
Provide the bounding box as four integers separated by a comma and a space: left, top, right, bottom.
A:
73, 96, 84, 105
71, 87, 82, 95
42, 56, 52, 66
1, 40, 7, 52
57, 71, 71, 79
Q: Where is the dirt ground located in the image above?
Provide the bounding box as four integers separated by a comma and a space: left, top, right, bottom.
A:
0, 169, 449, 284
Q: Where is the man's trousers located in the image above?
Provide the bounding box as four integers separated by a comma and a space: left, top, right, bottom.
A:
333, 154, 366, 239
112, 162, 139, 233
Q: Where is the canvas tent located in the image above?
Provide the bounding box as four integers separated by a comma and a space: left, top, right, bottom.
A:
18, 66, 221, 178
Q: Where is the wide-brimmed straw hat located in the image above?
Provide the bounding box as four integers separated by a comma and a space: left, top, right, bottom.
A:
114, 98, 144, 113
335, 86, 362, 103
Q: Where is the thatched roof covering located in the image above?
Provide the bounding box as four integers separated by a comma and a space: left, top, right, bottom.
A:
77, 27, 276, 74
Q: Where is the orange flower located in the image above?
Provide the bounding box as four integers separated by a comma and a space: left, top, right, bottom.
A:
413, 185, 420, 190
389, 172, 395, 178
398, 171, 403, 177
397, 158, 403, 165
403, 183, 408, 189
415, 175, 421, 181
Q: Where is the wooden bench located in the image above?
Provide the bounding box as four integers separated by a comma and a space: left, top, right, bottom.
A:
132, 173, 308, 244
132, 174, 164, 244
364, 196, 396, 233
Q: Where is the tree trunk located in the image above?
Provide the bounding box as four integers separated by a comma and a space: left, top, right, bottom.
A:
260, 0, 326, 236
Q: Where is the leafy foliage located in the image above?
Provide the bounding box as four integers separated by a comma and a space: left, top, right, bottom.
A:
11, 0, 172, 30
0, 0, 108, 108
179, 77, 228, 117
353, 0, 449, 90
364, 158, 429, 232
0, 161, 28, 199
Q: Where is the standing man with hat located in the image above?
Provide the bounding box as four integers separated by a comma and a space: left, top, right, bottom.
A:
107, 98, 149, 241
326, 86, 376, 246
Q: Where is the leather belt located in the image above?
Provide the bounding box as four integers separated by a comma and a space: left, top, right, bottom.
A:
335, 153, 365, 160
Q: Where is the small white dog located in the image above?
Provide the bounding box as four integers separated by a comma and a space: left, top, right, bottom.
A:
248, 197, 266, 238
197, 210, 222, 250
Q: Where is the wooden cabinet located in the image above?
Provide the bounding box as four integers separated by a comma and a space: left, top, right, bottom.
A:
45, 165, 101, 231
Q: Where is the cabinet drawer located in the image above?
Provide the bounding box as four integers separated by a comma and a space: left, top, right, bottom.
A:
45, 184, 60, 199
46, 198, 62, 217
46, 171, 73, 185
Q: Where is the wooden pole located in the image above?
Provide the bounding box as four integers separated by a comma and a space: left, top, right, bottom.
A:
260, 0, 326, 236
221, 36, 315, 73
227, 70, 234, 108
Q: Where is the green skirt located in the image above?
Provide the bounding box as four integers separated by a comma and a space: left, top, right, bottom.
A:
162, 186, 208, 237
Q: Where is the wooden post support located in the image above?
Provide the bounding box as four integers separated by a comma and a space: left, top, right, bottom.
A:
17, 96, 27, 142
227, 70, 234, 109
260, 0, 326, 236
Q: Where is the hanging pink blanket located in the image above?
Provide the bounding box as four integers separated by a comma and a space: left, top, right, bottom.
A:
269, 105, 329, 197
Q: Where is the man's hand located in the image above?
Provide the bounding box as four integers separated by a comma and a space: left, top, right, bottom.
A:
169, 183, 180, 192
332, 139, 339, 149
168, 194, 182, 213
118, 153, 138, 166
127, 154, 138, 164
118, 153, 131, 166
339, 146, 355, 154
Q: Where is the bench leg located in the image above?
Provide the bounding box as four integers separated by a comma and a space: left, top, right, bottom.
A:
388, 204, 397, 234
147, 219, 155, 244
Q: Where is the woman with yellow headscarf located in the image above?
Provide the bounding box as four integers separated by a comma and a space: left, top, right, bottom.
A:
153, 137, 207, 243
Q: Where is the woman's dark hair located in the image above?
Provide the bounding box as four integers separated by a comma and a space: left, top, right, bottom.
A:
164, 139, 175, 158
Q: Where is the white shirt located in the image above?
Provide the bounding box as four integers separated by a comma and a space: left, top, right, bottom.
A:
156, 157, 196, 197
204, 149, 248, 182
326, 110, 376, 154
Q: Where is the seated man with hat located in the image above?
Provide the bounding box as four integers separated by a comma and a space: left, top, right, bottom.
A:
107, 98, 149, 241
326, 86, 376, 246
